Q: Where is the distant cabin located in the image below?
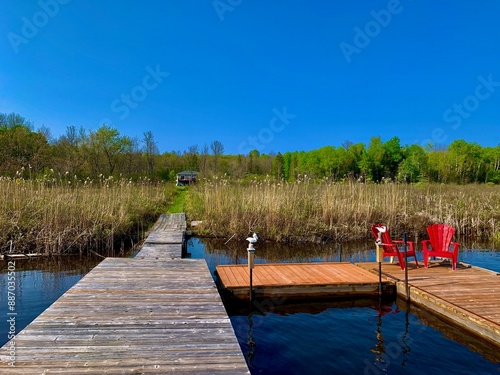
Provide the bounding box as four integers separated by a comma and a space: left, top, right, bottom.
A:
176, 170, 198, 186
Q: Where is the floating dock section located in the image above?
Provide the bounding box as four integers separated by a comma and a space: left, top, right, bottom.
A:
216, 262, 394, 299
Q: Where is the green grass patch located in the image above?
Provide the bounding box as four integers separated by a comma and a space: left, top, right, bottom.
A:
167, 186, 187, 213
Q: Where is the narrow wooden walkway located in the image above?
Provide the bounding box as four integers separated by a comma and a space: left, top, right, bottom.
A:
216, 262, 393, 299
0, 214, 249, 374
357, 261, 500, 347
135, 213, 186, 259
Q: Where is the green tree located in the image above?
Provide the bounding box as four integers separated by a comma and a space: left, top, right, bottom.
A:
184, 145, 199, 172
359, 136, 385, 182
483, 145, 500, 183
383, 136, 403, 179
448, 140, 484, 183
52, 126, 87, 176
86, 125, 131, 176
271, 152, 284, 180
0, 125, 49, 176
398, 144, 427, 182
344, 142, 364, 180
210, 140, 224, 174
143, 131, 159, 176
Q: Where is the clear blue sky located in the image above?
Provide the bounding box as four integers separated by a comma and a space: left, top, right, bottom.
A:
2, 1, 500, 154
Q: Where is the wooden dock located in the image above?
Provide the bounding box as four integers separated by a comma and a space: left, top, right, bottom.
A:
0, 214, 250, 374
217, 260, 500, 348
216, 262, 394, 299
357, 261, 500, 347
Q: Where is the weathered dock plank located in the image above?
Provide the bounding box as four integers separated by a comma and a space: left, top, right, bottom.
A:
134, 244, 182, 259
216, 262, 393, 299
357, 261, 500, 347
0, 258, 248, 373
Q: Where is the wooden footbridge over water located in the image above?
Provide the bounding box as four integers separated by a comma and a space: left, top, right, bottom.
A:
2, 214, 500, 373
0, 214, 250, 374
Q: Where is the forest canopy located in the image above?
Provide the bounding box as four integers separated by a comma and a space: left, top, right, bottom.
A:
2, 112, 500, 184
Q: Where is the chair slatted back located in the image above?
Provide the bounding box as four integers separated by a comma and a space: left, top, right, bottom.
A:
427, 223, 455, 252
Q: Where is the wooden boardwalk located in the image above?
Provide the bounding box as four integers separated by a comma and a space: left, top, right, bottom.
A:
1, 214, 249, 374
135, 213, 186, 259
357, 261, 500, 347
216, 262, 393, 299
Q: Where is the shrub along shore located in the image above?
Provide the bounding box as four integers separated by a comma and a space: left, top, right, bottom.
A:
186, 179, 500, 243
0, 176, 173, 255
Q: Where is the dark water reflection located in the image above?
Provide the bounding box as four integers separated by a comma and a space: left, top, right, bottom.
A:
228, 296, 500, 375
0, 255, 102, 347
189, 237, 500, 374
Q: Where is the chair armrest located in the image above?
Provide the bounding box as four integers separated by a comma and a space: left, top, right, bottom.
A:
392, 240, 415, 251
451, 241, 460, 254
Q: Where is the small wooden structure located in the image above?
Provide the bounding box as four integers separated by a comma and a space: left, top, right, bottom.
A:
176, 170, 198, 186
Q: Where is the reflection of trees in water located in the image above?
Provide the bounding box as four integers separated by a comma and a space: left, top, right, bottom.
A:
1, 255, 102, 274
0, 256, 102, 302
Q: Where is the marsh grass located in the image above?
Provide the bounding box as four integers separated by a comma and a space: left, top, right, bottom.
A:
186, 179, 500, 242
0, 176, 172, 255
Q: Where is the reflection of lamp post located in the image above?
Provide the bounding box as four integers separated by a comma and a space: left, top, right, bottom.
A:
246, 233, 258, 303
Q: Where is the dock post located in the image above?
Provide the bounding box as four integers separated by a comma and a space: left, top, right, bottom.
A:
246, 233, 257, 303
338, 243, 342, 262
374, 226, 386, 296
376, 239, 383, 296
248, 247, 255, 302
404, 232, 409, 301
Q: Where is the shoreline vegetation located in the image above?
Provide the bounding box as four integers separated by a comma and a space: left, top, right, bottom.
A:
186, 179, 500, 244
0, 176, 172, 256
3, 112, 500, 253
3, 176, 500, 256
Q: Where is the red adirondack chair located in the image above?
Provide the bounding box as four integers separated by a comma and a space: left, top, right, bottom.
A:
422, 223, 460, 270
370, 224, 419, 270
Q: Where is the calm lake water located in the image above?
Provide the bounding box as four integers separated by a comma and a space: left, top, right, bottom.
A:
0, 239, 499, 374
188, 238, 500, 375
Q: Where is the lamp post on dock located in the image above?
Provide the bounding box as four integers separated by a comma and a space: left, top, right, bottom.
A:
375, 226, 386, 296
403, 232, 409, 301
246, 233, 258, 303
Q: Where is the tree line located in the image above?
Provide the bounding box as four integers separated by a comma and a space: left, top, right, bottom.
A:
2, 112, 500, 184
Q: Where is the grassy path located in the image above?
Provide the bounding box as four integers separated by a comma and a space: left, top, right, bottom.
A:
167, 187, 187, 214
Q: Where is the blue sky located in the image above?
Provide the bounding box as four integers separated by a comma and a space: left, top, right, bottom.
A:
2, 1, 500, 154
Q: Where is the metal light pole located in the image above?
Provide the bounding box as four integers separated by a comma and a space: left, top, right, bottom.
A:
403, 232, 409, 301
375, 226, 386, 296
246, 233, 258, 303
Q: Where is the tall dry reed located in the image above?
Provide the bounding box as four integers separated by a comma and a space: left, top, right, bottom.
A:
186, 179, 500, 242
0, 175, 172, 255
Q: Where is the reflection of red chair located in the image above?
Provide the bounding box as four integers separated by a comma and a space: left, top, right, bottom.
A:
370, 224, 419, 270
422, 223, 460, 270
